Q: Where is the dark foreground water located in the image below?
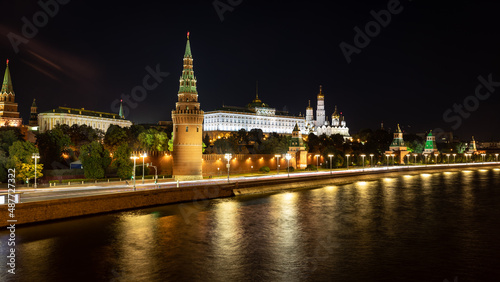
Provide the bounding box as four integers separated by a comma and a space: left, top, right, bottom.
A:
2, 168, 500, 282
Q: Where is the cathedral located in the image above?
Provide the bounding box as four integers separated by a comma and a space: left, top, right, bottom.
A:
305, 86, 350, 140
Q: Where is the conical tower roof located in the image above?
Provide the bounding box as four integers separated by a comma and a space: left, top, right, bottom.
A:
293, 122, 300, 132
332, 105, 339, 118
1, 59, 14, 94
118, 99, 124, 118
31, 98, 37, 108
306, 100, 313, 110
178, 32, 198, 94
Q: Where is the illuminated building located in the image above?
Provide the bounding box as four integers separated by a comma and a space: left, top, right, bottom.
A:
203, 86, 307, 140
466, 136, 478, 154
171, 32, 204, 180
288, 123, 307, 169
385, 124, 409, 164
0, 60, 22, 127
38, 101, 132, 133
306, 85, 350, 140
423, 130, 439, 154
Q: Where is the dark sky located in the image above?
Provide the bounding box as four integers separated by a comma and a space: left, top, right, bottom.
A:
1, 0, 499, 140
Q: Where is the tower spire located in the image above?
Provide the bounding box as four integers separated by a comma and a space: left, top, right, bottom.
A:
1, 59, 14, 95
179, 32, 197, 94
118, 99, 124, 118
256, 81, 259, 99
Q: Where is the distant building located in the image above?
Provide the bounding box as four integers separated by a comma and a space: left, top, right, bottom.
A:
288, 123, 307, 169
423, 131, 439, 154
466, 136, 478, 154
0, 60, 22, 127
306, 86, 350, 140
386, 124, 409, 164
29, 99, 38, 127
38, 102, 132, 133
203, 86, 307, 141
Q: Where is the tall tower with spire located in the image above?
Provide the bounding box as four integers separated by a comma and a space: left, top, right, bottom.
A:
0, 60, 22, 127
29, 99, 38, 127
306, 100, 314, 124
171, 32, 204, 180
423, 130, 439, 154
315, 85, 325, 127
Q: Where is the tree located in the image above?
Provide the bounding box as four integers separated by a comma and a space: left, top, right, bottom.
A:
79, 141, 112, 179
0, 129, 23, 153
104, 125, 128, 152
138, 128, 169, 152
36, 127, 72, 168
112, 143, 133, 179
8, 141, 43, 183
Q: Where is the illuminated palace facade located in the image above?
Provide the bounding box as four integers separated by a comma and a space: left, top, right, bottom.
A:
306, 85, 350, 140
203, 92, 307, 140
38, 104, 132, 133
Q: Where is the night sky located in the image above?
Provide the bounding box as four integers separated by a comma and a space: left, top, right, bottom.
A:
1, 0, 499, 140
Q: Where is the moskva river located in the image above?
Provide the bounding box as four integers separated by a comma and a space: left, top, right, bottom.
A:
2, 168, 500, 281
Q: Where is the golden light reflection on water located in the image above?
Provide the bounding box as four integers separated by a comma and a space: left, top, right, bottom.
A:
213, 200, 241, 267
19, 238, 55, 276
116, 214, 156, 276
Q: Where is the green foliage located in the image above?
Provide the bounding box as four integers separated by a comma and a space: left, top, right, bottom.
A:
0, 129, 23, 153
258, 133, 290, 154
112, 143, 133, 179
214, 136, 239, 154
168, 137, 174, 152
36, 127, 72, 168
7, 141, 43, 182
306, 164, 317, 171
138, 128, 169, 152
79, 141, 111, 179
259, 166, 270, 173
287, 166, 295, 172
104, 124, 128, 152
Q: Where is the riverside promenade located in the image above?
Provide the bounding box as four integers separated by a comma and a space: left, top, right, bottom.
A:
1, 162, 499, 227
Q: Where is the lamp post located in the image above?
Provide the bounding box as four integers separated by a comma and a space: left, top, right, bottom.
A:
385, 154, 390, 168
225, 153, 232, 183
130, 155, 139, 191
286, 153, 292, 177
434, 153, 439, 165
370, 154, 374, 167
391, 154, 395, 166
346, 154, 350, 170
446, 154, 450, 165
141, 153, 147, 184
495, 153, 499, 162
32, 153, 40, 189
413, 153, 418, 164
453, 153, 456, 163
481, 153, 486, 163
423, 154, 428, 165
406, 154, 410, 165
315, 154, 320, 171
275, 154, 281, 174
361, 154, 366, 170
328, 154, 334, 174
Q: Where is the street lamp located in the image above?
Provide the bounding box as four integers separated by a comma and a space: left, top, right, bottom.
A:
361, 154, 366, 170
446, 154, 450, 165
346, 154, 351, 170
391, 154, 395, 166
453, 153, 456, 163
32, 153, 40, 189
225, 153, 232, 183
275, 154, 281, 174
434, 153, 439, 164
405, 154, 410, 165
285, 153, 292, 177
141, 153, 147, 184
328, 154, 334, 174
385, 154, 390, 168
130, 155, 139, 191
423, 154, 428, 165
481, 153, 486, 163
495, 153, 499, 162
370, 154, 374, 167
315, 154, 320, 171
413, 153, 418, 164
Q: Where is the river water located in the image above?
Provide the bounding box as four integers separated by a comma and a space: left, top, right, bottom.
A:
1, 168, 500, 281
